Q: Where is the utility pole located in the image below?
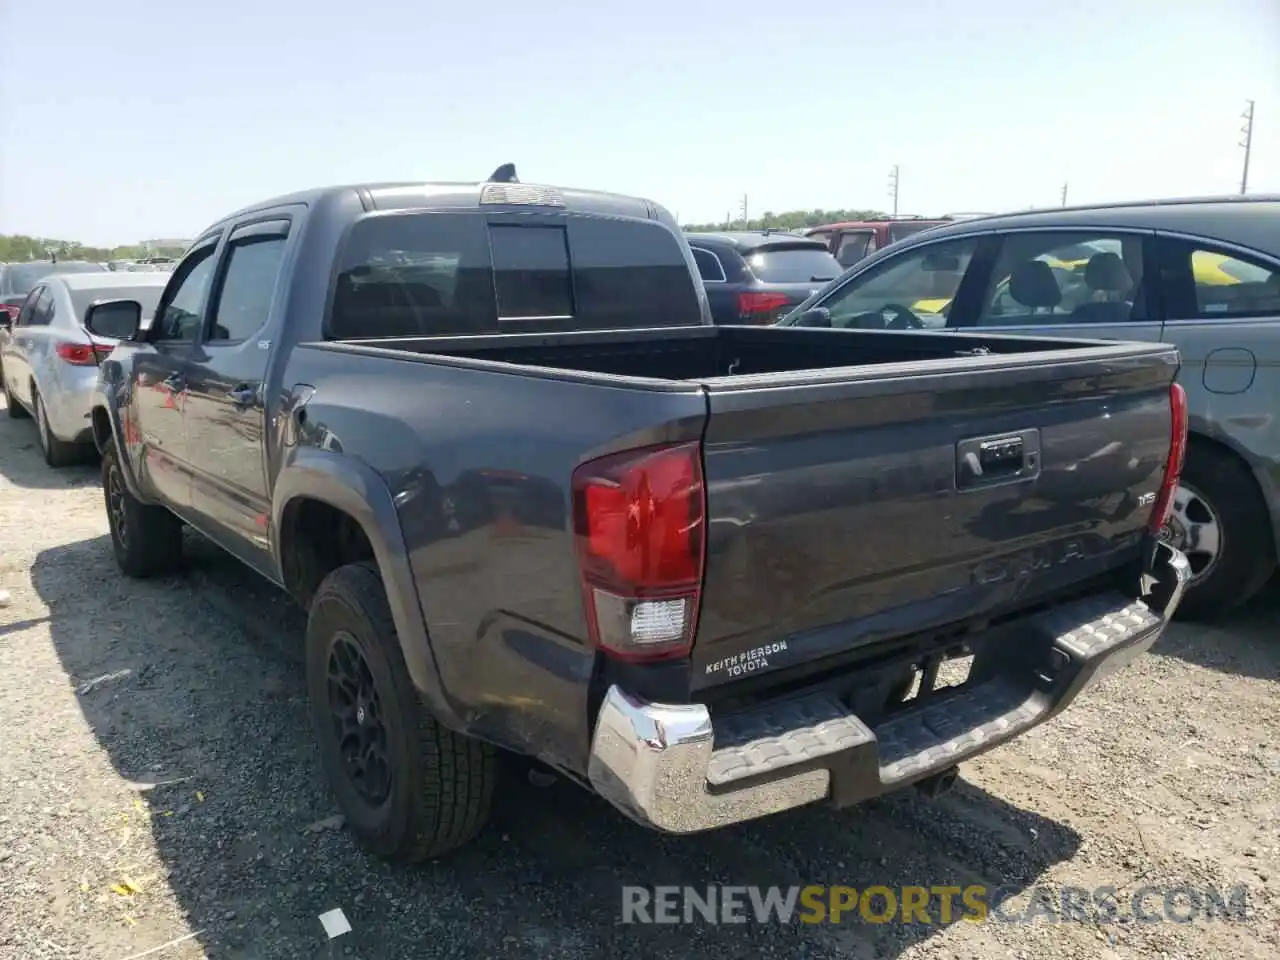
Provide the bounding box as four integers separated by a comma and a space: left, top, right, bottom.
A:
1060, 182, 1069, 207
740, 193, 749, 228
1240, 99, 1255, 195
887, 165, 900, 216
725, 210, 731, 230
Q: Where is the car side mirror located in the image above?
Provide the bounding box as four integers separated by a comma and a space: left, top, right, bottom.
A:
792, 307, 832, 328
84, 299, 143, 341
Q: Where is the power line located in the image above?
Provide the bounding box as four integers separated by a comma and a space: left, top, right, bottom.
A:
1240, 100, 1255, 195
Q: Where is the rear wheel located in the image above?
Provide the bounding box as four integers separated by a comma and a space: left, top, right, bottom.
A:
101, 440, 184, 578
34, 392, 84, 467
1162, 446, 1275, 620
306, 561, 495, 862
4, 370, 29, 419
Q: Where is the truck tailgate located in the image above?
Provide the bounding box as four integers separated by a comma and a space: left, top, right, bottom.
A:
691, 343, 1179, 688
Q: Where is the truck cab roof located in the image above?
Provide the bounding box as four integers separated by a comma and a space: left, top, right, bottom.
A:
211, 179, 670, 236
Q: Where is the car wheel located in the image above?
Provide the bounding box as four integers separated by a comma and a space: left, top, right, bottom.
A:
1161, 446, 1276, 620
101, 439, 184, 578
4, 371, 29, 419
34, 392, 83, 467
306, 561, 494, 862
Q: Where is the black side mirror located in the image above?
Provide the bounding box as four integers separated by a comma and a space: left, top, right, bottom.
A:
84, 299, 143, 341
792, 307, 832, 328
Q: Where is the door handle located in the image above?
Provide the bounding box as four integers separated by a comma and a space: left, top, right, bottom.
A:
226, 384, 261, 410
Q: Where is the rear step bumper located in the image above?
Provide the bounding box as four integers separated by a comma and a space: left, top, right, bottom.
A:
587, 541, 1190, 834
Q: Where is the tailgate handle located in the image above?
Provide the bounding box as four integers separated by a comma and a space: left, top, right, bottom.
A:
956, 429, 1041, 490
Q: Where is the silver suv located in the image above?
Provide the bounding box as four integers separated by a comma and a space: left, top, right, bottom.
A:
781, 195, 1280, 619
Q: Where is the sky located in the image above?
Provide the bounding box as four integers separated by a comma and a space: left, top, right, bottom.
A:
1, 0, 1278, 246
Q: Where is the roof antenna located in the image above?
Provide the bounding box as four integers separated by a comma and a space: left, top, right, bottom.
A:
487, 163, 519, 184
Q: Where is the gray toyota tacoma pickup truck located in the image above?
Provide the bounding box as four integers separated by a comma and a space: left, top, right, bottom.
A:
84, 167, 1191, 862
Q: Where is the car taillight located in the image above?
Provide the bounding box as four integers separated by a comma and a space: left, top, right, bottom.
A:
55, 343, 112, 366
737, 291, 790, 322
1148, 382, 1188, 534
571, 441, 706, 662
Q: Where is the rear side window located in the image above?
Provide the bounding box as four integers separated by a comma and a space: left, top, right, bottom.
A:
328, 212, 702, 339
690, 247, 726, 282
26, 287, 56, 327
744, 246, 843, 283
330, 213, 493, 338
1159, 239, 1280, 320
887, 222, 941, 244
835, 232, 874, 266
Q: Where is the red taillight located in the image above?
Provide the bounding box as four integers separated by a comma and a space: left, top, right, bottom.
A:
55, 343, 112, 366
737, 291, 790, 322
571, 441, 706, 663
1148, 382, 1189, 534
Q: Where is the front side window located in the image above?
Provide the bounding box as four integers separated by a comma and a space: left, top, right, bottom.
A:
207, 236, 288, 342
153, 245, 218, 342
977, 232, 1149, 326
819, 237, 979, 329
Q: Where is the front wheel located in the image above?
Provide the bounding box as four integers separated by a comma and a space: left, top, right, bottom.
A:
306, 561, 494, 862
101, 440, 184, 578
1161, 447, 1276, 620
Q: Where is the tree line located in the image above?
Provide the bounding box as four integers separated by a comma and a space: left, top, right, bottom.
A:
0, 234, 187, 263
681, 208, 888, 232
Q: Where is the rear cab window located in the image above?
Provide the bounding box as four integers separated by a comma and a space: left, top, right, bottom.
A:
743, 245, 843, 284
328, 212, 703, 339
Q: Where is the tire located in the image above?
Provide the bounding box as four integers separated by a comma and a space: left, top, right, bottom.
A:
101, 440, 184, 578
306, 561, 494, 862
34, 392, 84, 468
1166, 445, 1276, 620
4, 373, 29, 419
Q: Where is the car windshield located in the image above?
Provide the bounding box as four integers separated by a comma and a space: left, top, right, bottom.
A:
10, 261, 106, 295
745, 246, 843, 283
69, 284, 167, 330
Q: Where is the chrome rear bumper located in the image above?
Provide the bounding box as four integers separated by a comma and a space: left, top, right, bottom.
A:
587, 542, 1190, 834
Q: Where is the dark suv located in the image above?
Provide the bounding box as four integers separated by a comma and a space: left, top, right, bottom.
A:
685, 231, 843, 324
0, 261, 107, 323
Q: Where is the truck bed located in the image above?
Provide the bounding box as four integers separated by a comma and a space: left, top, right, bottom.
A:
310, 324, 1177, 710
333, 323, 1155, 384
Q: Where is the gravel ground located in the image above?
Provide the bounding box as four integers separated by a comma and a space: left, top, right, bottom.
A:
0, 405, 1277, 960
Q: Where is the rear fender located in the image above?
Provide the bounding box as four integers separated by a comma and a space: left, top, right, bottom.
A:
271, 447, 464, 732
